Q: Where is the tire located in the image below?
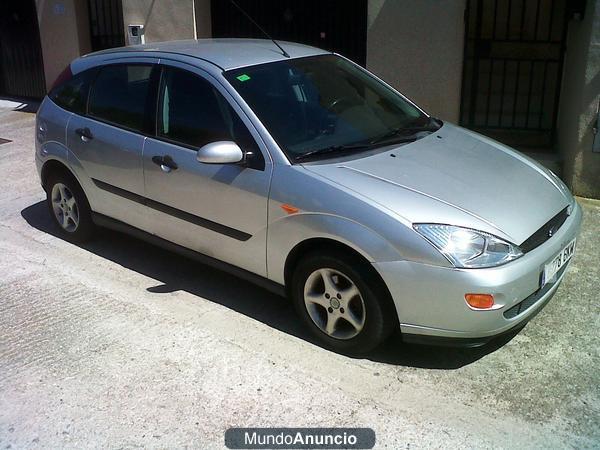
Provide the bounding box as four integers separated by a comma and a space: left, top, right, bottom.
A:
45, 171, 95, 243
291, 250, 397, 354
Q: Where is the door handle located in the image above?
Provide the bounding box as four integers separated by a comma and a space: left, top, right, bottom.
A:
75, 127, 93, 142
152, 155, 178, 172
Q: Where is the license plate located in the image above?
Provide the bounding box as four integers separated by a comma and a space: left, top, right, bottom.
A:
542, 238, 576, 287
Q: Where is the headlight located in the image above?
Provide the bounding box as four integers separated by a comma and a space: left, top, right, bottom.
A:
413, 224, 523, 268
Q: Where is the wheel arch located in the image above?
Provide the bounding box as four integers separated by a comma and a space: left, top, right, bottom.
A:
40, 158, 77, 191
283, 237, 400, 328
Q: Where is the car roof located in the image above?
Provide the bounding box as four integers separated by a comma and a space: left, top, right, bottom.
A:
83, 38, 330, 71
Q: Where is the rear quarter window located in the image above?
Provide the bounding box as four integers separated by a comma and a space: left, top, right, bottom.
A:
49, 68, 96, 115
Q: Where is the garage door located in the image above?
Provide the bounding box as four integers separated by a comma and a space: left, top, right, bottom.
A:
0, 0, 46, 99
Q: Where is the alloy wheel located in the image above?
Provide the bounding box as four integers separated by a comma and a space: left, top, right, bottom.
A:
303, 268, 366, 340
51, 183, 79, 233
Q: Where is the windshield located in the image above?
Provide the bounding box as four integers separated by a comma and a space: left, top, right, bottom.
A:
224, 54, 439, 162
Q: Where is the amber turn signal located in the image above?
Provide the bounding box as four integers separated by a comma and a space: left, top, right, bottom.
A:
280, 204, 299, 214
465, 293, 494, 309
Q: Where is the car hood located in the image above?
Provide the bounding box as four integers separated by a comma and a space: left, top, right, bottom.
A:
302, 123, 571, 245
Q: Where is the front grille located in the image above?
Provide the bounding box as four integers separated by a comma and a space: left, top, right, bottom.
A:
503, 263, 568, 319
520, 206, 570, 253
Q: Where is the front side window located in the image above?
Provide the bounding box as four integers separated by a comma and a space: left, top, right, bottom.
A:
88, 64, 153, 132
158, 67, 259, 158
224, 54, 440, 162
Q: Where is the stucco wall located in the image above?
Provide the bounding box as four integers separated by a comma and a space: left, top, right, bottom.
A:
366, 0, 466, 122
557, 0, 600, 198
194, 0, 212, 39
36, 0, 91, 91
121, 0, 195, 43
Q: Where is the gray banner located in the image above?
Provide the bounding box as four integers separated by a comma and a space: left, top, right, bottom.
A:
224, 428, 376, 449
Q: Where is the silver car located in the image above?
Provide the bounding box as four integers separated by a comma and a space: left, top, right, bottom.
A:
35, 39, 582, 353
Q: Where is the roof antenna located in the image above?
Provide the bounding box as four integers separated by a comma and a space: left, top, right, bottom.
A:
229, 0, 291, 58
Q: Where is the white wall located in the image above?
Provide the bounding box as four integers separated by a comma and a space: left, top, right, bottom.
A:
36, 0, 91, 91
121, 0, 195, 43
194, 0, 212, 39
366, 0, 466, 122
120, 0, 212, 43
557, 0, 600, 198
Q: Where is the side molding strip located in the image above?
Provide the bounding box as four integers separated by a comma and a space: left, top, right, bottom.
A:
91, 212, 285, 297
91, 178, 252, 241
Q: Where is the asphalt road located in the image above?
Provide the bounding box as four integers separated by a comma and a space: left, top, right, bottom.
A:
0, 103, 598, 449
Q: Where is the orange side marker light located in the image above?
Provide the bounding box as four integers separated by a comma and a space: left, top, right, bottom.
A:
280, 204, 299, 214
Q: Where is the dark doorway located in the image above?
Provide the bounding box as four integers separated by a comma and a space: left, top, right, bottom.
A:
211, 0, 368, 66
460, 0, 569, 151
88, 0, 125, 52
0, 0, 46, 99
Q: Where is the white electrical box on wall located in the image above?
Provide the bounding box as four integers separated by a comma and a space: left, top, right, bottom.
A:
127, 24, 145, 45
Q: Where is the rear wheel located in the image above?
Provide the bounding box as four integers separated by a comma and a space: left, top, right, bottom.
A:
291, 251, 396, 354
46, 172, 95, 242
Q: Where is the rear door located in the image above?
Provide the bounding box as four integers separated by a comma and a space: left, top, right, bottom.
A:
142, 62, 272, 276
66, 59, 158, 231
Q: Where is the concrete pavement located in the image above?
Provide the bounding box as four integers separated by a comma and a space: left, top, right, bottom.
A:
0, 104, 598, 449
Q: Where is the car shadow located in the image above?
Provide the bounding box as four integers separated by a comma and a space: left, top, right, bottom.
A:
21, 200, 520, 369
0, 95, 40, 113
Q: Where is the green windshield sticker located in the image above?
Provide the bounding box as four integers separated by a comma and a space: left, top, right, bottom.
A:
236, 74, 251, 82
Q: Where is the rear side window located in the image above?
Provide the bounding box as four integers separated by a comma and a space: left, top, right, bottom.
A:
49, 68, 96, 114
158, 67, 260, 157
88, 64, 153, 132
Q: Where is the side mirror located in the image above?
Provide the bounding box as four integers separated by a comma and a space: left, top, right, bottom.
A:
197, 141, 244, 164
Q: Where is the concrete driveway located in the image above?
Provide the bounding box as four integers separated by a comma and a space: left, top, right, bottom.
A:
0, 104, 598, 449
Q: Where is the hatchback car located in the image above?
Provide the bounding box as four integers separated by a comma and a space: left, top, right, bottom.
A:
36, 39, 581, 353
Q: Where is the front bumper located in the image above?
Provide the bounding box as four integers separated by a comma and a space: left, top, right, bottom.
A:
373, 201, 582, 345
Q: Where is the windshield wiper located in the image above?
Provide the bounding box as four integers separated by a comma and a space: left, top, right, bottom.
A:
295, 135, 420, 162
294, 143, 370, 162
369, 122, 439, 146
295, 118, 442, 162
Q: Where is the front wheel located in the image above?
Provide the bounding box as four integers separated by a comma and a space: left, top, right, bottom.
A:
291, 252, 396, 354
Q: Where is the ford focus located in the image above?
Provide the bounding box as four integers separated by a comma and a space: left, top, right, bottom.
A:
35, 39, 582, 353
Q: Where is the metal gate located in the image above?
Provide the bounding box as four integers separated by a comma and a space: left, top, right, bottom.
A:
211, 0, 368, 66
0, 0, 46, 99
460, 0, 569, 150
88, 0, 125, 52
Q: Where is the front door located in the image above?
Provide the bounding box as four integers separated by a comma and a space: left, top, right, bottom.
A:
142, 63, 272, 277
